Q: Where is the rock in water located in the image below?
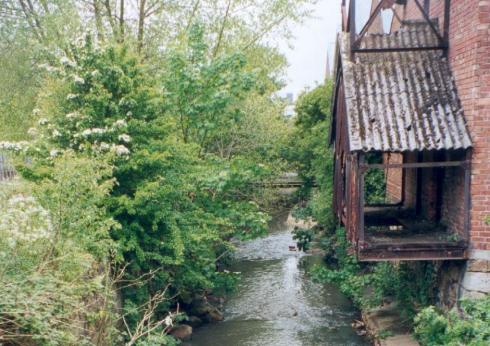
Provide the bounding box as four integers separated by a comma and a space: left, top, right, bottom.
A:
187, 315, 203, 328
205, 307, 224, 322
170, 324, 193, 340
190, 297, 224, 322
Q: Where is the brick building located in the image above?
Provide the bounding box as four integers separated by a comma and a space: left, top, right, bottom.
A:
331, 0, 489, 299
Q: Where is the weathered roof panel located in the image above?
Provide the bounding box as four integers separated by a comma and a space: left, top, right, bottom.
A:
339, 23, 472, 152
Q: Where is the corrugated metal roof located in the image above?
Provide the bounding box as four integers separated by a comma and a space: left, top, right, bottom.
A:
339, 23, 472, 152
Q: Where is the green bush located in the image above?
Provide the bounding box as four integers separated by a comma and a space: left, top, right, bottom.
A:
0, 153, 119, 345
311, 228, 437, 319
414, 296, 490, 346
285, 82, 336, 233
14, 28, 274, 342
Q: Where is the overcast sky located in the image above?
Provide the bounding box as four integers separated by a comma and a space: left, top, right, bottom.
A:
278, 0, 342, 99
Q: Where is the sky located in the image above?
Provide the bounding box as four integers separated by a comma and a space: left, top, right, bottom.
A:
278, 0, 375, 99
278, 0, 342, 99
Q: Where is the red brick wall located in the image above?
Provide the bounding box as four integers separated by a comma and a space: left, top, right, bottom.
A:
384, 153, 403, 203
441, 164, 466, 237
420, 153, 438, 221
403, 153, 418, 210
468, 1, 490, 250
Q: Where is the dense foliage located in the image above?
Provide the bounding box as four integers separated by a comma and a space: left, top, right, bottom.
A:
286, 82, 336, 231
11, 29, 279, 343
414, 296, 490, 346
310, 228, 438, 319
0, 154, 119, 345
0, 1, 313, 343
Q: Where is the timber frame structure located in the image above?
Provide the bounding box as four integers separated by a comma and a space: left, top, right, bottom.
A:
331, 0, 472, 261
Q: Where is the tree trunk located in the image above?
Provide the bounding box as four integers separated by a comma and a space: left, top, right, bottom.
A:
93, 0, 105, 41
119, 0, 125, 42
212, 0, 232, 58
137, 0, 146, 53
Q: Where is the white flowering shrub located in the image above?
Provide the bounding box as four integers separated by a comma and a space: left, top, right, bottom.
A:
0, 141, 29, 152
0, 153, 119, 345
25, 39, 135, 162
0, 192, 52, 251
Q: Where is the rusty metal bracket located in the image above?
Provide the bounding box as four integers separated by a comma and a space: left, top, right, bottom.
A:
413, 0, 446, 47
351, 0, 449, 55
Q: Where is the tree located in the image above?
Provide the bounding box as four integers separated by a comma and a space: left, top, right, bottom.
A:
286, 81, 336, 229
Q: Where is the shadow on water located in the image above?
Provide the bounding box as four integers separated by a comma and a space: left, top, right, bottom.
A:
190, 210, 370, 346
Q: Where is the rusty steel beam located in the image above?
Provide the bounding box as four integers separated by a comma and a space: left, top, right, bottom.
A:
413, 0, 446, 47
361, 160, 468, 170
352, 46, 445, 53
463, 149, 472, 241
349, 0, 356, 60
443, 0, 451, 56
359, 251, 467, 262
353, 0, 390, 50
359, 241, 468, 261
358, 153, 365, 244
362, 241, 468, 249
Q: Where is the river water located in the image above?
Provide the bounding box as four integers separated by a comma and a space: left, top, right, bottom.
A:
190, 210, 370, 346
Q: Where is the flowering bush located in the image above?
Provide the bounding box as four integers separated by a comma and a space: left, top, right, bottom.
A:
14, 30, 272, 344
0, 153, 119, 345
0, 191, 52, 251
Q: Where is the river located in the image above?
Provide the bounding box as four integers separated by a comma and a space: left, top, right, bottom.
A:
190, 210, 370, 346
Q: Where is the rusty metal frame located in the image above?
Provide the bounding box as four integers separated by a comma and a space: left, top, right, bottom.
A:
355, 153, 471, 261
358, 153, 366, 247
349, 0, 450, 57
349, 0, 356, 60
463, 149, 472, 241
361, 160, 467, 169
352, 46, 445, 53
353, 0, 389, 49
412, 0, 446, 45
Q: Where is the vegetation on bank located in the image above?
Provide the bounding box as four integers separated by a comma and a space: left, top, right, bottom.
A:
290, 82, 489, 346
414, 296, 490, 346
0, 1, 312, 344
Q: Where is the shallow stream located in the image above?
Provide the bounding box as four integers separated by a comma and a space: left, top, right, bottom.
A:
190, 210, 370, 346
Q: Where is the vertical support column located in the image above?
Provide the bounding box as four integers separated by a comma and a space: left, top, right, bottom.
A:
341, 0, 347, 32
442, 0, 451, 58
349, 0, 356, 60
346, 156, 352, 230
443, 0, 451, 48
463, 149, 472, 242
416, 151, 423, 216
358, 153, 365, 248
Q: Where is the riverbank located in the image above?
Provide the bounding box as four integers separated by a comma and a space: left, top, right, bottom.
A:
363, 305, 419, 346
290, 217, 420, 346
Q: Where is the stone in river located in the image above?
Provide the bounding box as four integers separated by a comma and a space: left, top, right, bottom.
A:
170, 324, 193, 340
